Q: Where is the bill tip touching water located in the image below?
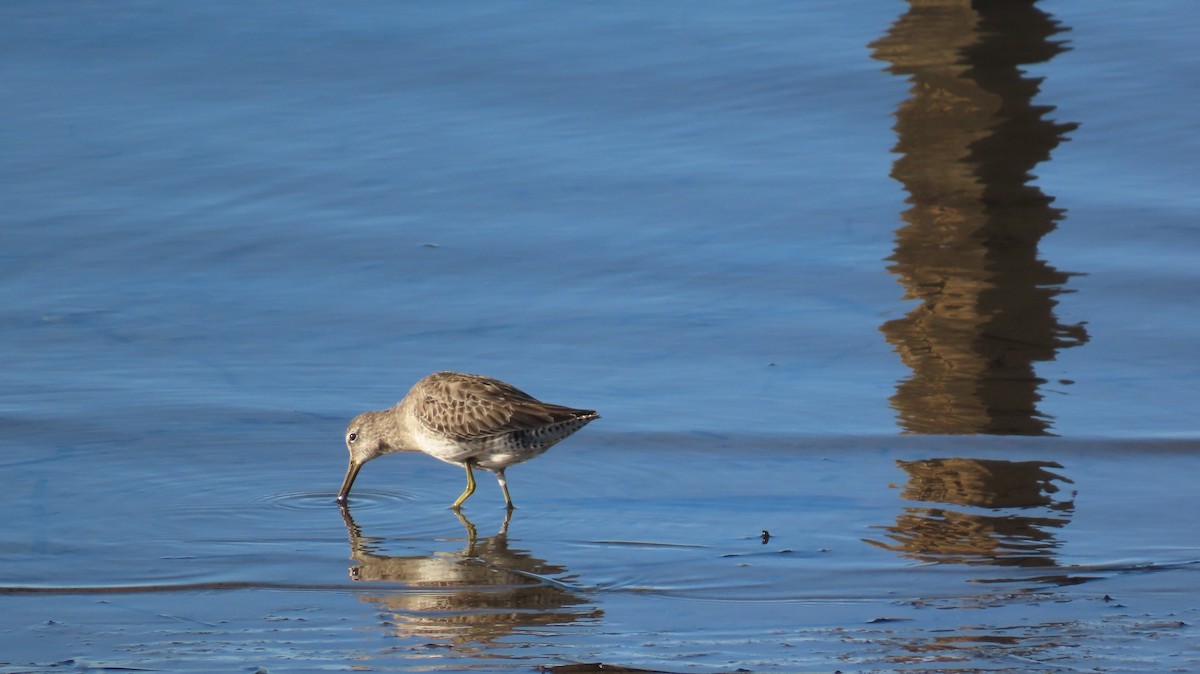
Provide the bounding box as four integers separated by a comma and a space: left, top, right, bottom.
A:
337, 371, 598, 509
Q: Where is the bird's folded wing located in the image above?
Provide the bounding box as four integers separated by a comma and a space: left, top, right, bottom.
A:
414, 372, 585, 441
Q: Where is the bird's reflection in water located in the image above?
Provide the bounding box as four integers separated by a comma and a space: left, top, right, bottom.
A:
866, 458, 1074, 568
339, 506, 600, 647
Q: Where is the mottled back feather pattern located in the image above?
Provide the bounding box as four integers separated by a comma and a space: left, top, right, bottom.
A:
412, 371, 597, 442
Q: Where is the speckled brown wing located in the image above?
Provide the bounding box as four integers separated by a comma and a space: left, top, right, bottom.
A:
412, 372, 596, 441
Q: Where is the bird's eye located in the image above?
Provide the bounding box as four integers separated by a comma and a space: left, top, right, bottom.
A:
348, 432, 358, 442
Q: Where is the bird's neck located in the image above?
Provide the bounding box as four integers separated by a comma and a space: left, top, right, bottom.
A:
377, 402, 419, 454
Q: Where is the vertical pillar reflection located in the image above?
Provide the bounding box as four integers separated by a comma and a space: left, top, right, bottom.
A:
866, 458, 1075, 567
871, 0, 1088, 435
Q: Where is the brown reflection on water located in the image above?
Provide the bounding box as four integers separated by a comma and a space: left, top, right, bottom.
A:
871, 0, 1088, 434
339, 506, 599, 647
866, 458, 1074, 567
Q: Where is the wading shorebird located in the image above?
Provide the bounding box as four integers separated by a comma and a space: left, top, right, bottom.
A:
337, 371, 598, 509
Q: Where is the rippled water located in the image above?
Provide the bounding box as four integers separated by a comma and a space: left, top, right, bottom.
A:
3, 0, 1199, 672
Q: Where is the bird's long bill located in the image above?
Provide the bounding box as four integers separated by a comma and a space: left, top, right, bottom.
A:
337, 461, 363, 503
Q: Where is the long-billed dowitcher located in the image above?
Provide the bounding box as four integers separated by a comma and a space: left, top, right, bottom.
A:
337, 371, 598, 509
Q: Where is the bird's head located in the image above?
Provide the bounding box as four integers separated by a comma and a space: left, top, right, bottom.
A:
337, 410, 391, 503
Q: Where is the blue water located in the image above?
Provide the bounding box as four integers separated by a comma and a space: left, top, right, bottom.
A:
3, 1, 1199, 672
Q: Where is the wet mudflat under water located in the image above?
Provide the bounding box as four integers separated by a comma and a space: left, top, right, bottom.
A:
3, 434, 1199, 672
3, 0, 1200, 672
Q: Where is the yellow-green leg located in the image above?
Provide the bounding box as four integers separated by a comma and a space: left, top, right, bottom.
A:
452, 462, 477, 509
